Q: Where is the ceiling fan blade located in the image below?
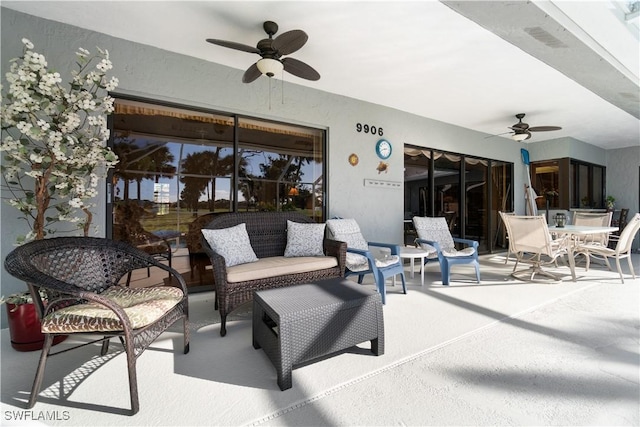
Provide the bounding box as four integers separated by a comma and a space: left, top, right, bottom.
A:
242, 63, 262, 83
528, 126, 562, 132
206, 38, 260, 54
282, 57, 320, 81
272, 30, 308, 55
524, 131, 532, 140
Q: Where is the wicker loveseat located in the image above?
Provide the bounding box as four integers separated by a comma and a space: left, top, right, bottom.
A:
201, 211, 346, 336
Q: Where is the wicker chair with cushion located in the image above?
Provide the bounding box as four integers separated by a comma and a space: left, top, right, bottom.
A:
4, 237, 190, 415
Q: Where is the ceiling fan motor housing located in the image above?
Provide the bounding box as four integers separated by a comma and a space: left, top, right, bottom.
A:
263, 21, 279, 36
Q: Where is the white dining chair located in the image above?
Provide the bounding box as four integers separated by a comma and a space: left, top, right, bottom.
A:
578, 213, 640, 284
499, 212, 570, 281
572, 211, 613, 264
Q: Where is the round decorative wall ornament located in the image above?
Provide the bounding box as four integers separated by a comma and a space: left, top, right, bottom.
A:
348, 153, 359, 166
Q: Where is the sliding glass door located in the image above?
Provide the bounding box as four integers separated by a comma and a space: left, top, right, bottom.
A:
404, 145, 513, 254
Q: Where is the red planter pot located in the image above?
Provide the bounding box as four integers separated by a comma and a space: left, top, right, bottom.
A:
6, 303, 67, 352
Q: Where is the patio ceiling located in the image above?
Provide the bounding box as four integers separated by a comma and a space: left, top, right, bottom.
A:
2, 1, 639, 150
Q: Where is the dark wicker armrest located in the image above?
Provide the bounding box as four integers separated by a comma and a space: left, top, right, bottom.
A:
122, 244, 185, 294
200, 235, 229, 289
154, 262, 188, 295
323, 238, 347, 276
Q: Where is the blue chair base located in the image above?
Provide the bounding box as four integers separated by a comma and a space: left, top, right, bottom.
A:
423, 258, 481, 286
345, 267, 406, 304
417, 237, 481, 286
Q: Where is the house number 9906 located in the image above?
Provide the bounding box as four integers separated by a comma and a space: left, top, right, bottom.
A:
356, 123, 383, 136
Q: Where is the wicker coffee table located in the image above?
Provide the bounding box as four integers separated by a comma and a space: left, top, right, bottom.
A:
252, 278, 384, 390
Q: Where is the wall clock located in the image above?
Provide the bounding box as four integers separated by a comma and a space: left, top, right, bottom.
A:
376, 139, 392, 160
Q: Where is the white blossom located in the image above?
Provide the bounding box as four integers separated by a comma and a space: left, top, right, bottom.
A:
24, 170, 43, 178
105, 77, 119, 91
41, 71, 61, 86
16, 121, 33, 133
78, 98, 96, 110
0, 135, 18, 151
36, 119, 50, 131
76, 47, 90, 58
68, 198, 82, 208
96, 58, 113, 72
29, 153, 43, 163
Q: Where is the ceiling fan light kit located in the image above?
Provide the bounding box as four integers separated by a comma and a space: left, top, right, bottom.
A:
256, 58, 283, 77
512, 132, 529, 142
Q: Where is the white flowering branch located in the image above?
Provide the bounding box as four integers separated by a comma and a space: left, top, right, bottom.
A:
1, 39, 119, 244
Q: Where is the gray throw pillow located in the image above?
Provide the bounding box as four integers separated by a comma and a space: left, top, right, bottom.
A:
284, 220, 326, 257
201, 223, 258, 267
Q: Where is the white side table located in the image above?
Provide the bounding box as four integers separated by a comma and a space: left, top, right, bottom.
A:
399, 246, 429, 286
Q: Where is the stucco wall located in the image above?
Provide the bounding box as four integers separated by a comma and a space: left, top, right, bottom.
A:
606, 146, 640, 249
1, 8, 637, 323
527, 136, 607, 165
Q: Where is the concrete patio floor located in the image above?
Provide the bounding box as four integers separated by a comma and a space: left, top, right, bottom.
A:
1, 250, 638, 426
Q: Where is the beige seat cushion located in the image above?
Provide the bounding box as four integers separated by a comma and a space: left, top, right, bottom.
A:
41, 286, 184, 333
226, 256, 338, 283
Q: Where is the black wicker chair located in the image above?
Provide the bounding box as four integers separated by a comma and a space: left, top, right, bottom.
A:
3, 237, 190, 415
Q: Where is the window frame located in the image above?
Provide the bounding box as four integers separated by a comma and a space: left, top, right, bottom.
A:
106, 95, 328, 239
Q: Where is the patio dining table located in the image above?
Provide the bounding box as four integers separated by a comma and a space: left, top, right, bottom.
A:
548, 224, 619, 281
